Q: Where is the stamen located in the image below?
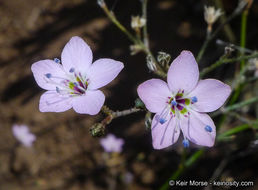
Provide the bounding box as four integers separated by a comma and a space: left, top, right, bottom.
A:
159, 118, 167, 124
54, 58, 61, 63
45, 73, 52, 78
171, 100, 177, 106
205, 125, 212, 132
69, 68, 75, 73
191, 96, 198, 103
182, 139, 189, 148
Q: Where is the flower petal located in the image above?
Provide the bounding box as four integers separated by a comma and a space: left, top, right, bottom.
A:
137, 79, 171, 113
87, 58, 124, 90
72, 90, 105, 115
151, 114, 180, 149
189, 79, 231, 112
180, 112, 216, 147
31, 60, 67, 90
61, 36, 93, 74
39, 91, 73, 112
167, 50, 199, 94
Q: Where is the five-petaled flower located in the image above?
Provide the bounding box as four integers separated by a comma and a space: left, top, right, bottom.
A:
100, 134, 124, 153
12, 124, 36, 147
137, 51, 231, 149
31, 36, 124, 115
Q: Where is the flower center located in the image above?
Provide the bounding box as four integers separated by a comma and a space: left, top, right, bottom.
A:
44, 59, 89, 96
156, 90, 198, 125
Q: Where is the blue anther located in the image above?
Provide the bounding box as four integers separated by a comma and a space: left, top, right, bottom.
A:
205, 125, 212, 132
54, 58, 60, 63
56, 87, 60, 93
69, 68, 75, 73
159, 118, 167, 124
191, 96, 198, 103
45, 73, 52, 78
182, 139, 189, 148
171, 100, 177, 106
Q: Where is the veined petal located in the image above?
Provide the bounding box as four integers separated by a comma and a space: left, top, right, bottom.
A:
180, 112, 216, 147
167, 50, 199, 94
61, 36, 93, 74
189, 79, 231, 112
31, 60, 67, 90
137, 79, 171, 113
87, 58, 124, 90
151, 114, 180, 149
72, 90, 105, 115
39, 91, 73, 112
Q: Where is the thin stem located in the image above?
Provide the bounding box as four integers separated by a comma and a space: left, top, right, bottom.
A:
200, 52, 258, 78
212, 96, 258, 117
99, 1, 167, 78
159, 149, 204, 190
240, 8, 249, 70
224, 96, 258, 113
112, 107, 142, 118
101, 4, 138, 44
197, 5, 244, 62
142, 0, 149, 49
214, 0, 236, 43
217, 122, 258, 141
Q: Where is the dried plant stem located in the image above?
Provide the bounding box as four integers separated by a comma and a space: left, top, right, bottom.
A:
112, 107, 142, 118
100, 106, 143, 126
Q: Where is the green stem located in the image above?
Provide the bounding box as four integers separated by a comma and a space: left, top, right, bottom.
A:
217, 124, 249, 141
240, 9, 248, 70
215, 0, 236, 43
212, 96, 258, 117
142, 0, 149, 49
99, 2, 167, 78
223, 96, 258, 113
101, 4, 138, 44
200, 53, 258, 78
159, 149, 204, 190
197, 5, 243, 62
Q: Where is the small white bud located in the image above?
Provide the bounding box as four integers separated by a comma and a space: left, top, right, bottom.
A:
204, 6, 223, 26
131, 16, 146, 29
97, 0, 106, 8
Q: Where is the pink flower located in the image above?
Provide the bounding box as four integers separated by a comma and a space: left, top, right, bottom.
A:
12, 124, 36, 147
137, 51, 231, 149
100, 134, 124, 153
31, 36, 124, 115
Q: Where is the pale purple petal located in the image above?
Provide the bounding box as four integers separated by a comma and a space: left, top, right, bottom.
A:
180, 112, 216, 147
167, 50, 199, 93
100, 134, 124, 153
72, 90, 105, 115
12, 125, 36, 147
189, 79, 231, 112
31, 60, 66, 90
87, 58, 124, 90
39, 91, 73, 112
61, 36, 93, 74
137, 79, 171, 113
151, 114, 180, 149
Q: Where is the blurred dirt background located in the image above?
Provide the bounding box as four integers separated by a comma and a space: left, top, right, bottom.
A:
0, 0, 258, 189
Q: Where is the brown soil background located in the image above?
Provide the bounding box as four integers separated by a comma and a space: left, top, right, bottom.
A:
0, 0, 258, 190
